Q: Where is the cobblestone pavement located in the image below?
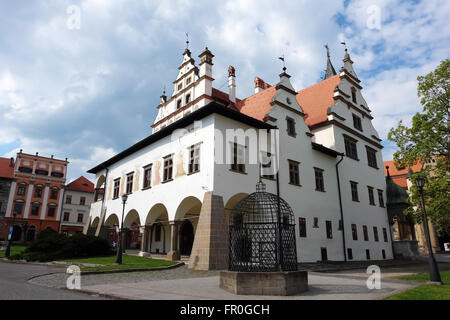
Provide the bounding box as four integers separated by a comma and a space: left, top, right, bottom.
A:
29, 264, 219, 289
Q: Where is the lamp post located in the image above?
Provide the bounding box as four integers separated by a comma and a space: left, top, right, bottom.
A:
415, 176, 442, 284
115, 194, 128, 265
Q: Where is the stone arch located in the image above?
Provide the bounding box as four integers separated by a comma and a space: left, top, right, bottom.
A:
145, 203, 169, 225
104, 214, 119, 227
94, 175, 106, 202
224, 193, 249, 225
175, 196, 202, 221
95, 175, 106, 189
91, 217, 100, 229
124, 209, 141, 228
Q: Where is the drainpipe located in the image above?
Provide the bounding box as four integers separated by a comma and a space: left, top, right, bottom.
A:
335, 153, 347, 262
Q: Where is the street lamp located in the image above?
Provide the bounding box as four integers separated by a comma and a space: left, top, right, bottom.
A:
415, 176, 442, 284
115, 194, 128, 265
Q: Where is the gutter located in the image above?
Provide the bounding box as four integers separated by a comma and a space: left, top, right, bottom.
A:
335, 153, 347, 262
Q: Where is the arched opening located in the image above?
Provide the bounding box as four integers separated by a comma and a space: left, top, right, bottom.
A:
104, 214, 119, 246
145, 204, 169, 254
91, 217, 100, 228
224, 193, 249, 225
94, 175, 106, 202
124, 210, 141, 250
180, 221, 194, 255
11, 225, 22, 241
26, 226, 36, 242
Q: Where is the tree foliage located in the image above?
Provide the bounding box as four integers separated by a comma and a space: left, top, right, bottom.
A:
388, 59, 449, 235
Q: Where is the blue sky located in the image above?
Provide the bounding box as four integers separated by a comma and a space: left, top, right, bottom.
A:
0, 0, 449, 182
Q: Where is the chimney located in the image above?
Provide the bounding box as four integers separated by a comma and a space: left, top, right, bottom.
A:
228, 66, 236, 104
254, 77, 266, 94
9, 157, 14, 168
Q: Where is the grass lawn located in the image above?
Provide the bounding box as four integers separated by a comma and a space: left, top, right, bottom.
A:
385, 270, 450, 300
64, 254, 177, 272
0, 245, 27, 258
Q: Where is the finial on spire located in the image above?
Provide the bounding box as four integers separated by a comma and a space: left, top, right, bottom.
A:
186, 32, 189, 49
386, 165, 390, 177
278, 55, 286, 72
324, 44, 337, 79
325, 44, 330, 58
340, 41, 348, 53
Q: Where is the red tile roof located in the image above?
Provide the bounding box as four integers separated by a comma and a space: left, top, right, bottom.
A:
212, 88, 241, 111
297, 75, 341, 126
236, 86, 276, 121
383, 160, 423, 177
0, 157, 14, 179
66, 176, 94, 193
235, 74, 341, 127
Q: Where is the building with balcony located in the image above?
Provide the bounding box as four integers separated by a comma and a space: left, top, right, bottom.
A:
0, 151, 68, 242
87, 44, 393, 269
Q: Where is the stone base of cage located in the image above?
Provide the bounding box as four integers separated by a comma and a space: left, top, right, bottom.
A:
219, 270, 308, 296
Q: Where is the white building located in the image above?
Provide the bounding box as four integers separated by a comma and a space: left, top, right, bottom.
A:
60, 176, 95, 235
87, 44, 393, 268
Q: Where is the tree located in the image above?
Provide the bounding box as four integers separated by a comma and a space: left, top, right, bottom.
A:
388, 59, 449, 235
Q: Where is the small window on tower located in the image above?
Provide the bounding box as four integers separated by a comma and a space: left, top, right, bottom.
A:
352, 114, 362, 131
177, 99, 182, 109
185, 94, 191, 104
351, 87, 357, 103
186, 77, 191, 86
178, 83, 183, 91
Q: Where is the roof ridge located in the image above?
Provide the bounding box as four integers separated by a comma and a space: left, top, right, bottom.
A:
298, 74, 340, 93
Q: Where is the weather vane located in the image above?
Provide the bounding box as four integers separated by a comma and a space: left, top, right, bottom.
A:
325, 44, 330, 57
278, 54, 287, 72
186, 32, 189, 49
340, 41, 348, 52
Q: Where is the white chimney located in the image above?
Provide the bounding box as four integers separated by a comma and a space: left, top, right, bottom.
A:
228, 66, 236, 104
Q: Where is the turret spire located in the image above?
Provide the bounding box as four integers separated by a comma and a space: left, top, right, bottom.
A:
324, 44, 337, 79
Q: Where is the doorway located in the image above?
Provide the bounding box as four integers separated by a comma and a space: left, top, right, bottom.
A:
180, 221, 194, 255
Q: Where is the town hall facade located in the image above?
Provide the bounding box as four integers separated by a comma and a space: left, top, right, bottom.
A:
86, 44, 393, 269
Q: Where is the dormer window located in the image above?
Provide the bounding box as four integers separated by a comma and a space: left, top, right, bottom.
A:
177, 99, 182, 109
185, 94, 191, 104
351, 87, 357, 104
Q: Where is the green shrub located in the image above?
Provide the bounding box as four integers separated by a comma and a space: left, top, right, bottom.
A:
17, 229, 113, 262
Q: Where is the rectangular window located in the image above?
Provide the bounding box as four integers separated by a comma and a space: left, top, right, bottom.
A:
126, 173, 134, 194
63, 212, 70, 222
313, 217, 319, 228
47, 207, 56, 217
314, 168, 325, 192
31, 205, 40, 216
185, 94, 191, 104
378, 190, 385, 207
321, 248, 328, 261
351, 224, 358, 240
299, 218, 307, 238
351, 88, 357, 103
189, 144, 201, 174
383, 228, 388, 242
261, 152, 275, 179
77, 214, 84, 223
177, 99, 182, 109
366, 249, 371, 260
350, 181, 359, 202
17, 184, 26, 196
366, 146, 378, 168
186, 77, 191, 86
363, 225, 369, 241
113, 179, 120, 199
352, 114, 362, 131
163, 156, 173, 182
155, 225, 161, 242
286, 117, 296, 137
80, 197, 86, 205
231, 143, 246, 173
373, 226, 379, 242
344, 135, 358, 160
13, 202, 23, 215
178, 83, 183, 91
66, 195, 72, 204
34, 187, 42, 198
143, 165, 152, 189
288, 160, 300, 186
347, 248, 353, 260
50, 188, 58, 200
326, 220, 333, 239
368, 186, 375, 205
382, 249, 386, 260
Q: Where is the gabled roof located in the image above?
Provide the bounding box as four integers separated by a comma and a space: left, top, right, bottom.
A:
0, 157, 14, 179
297, 74, 341, 127
383, 160, 423, 189
236, 86, 276, 121
66, 176, 95, 193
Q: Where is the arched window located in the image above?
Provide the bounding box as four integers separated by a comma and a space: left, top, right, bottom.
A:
185, 94, 191, 104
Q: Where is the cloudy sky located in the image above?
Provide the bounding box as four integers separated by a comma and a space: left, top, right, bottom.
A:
0, 0, 449, 183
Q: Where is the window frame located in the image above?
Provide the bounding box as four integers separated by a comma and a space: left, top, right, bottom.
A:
363, 225, 369, 241
366, 146, 378, 169
163, 155, 174, 182
288, 160, 301, 186
188, 144, 201, 175
286, 117, 297, 137
126, 172, 134, 195
326, 220, 333, 239
373, 226, 379, 242
77, 213, 84, 223
143, 164, 153, 189
350, 181, 359, 202
352, 114, 363, 131
299, 217, 307, 238
344, 135, 359, 160
230, 143, 246, 174
63, 212, 70, 222
378, 189, 385, 208
368, 186, 375, 206
113, 178, 120, 199
314, 167, 325, 192
351, 224, 358, 240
